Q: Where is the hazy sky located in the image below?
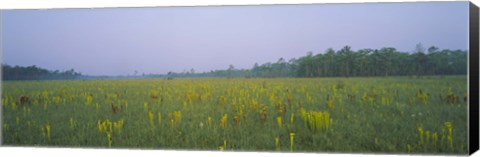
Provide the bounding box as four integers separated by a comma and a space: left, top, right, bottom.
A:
1, 2, 469, 76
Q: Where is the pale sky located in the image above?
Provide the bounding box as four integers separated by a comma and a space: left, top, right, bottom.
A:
1, 2, 469, 76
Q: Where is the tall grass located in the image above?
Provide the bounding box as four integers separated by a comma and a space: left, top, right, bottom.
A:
1, 76, 468, 154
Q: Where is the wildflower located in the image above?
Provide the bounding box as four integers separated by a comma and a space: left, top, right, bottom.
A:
418, 126, 424, 145
220, 114, 228, 128
97, 120, 103, 132
113, 119, 124, 133
224, 138, 227, 150
208, 116, 212, 126
174, 111, 182, 124
445, 122, 453, 148
290, 133, 295, 152
144, 102, 148, 112
106, 120, 113, 134
46, 123, 51, 139
290, 113, 295, 125
148, 111, 154, 128
327, 100, 334, 110
233, 115, 240, 126
275, 136, 280, 151
41, 127, 46, 139
86, 95, 93, 105
432, 132, 438, 146
219, 96, 227, 107
260, 106, 267, 124
300, 108, 307, 125
445, 122, 453, 137
277, 117, 282, 129
107, 132, 112, 147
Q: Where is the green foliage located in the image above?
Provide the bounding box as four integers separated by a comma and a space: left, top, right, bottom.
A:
159, 46, 467, 79
2, 64, 81, 80
1, 76, 468, 154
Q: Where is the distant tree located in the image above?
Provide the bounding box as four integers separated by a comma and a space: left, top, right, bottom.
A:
120, 44, 467, 79
227, 65, 235, 78
414, 43, 427, 76
1, 64, 82, 80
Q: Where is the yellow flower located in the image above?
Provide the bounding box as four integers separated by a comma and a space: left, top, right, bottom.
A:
444, 122, 453, 148
290, 133, 295, 152
417, 126, 424, 145
174, 111, 182, 124
113, 119, 124, 133
107, 132, 112, 147
208, 116, 212, 126
97, 120, 103, 133
327, 100, 334, 109
106, 120, 113, 134
290, 113, 295, 125
432, 132, 438, 145
46, 124, 51, 139
144, 102, 148, 112
275, 136, 280, 151
277, 117, 282, 129
41, 127, 46, 139
148, 111, 154, 128
233, 114, 240, 126
220, 114, 228, 128
219, 96, 226, 107
86, 95, 93, 105
223, 138, 227, 150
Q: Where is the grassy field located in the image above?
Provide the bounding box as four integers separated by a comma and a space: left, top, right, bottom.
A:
1, 76, 468, 154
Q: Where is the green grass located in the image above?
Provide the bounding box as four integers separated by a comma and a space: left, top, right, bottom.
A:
1, 76, 468, 154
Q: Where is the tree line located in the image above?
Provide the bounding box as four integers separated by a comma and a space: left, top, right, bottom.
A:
165, 43, 467, 78
2, 64, 82, 80
2, 43, 468, 80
